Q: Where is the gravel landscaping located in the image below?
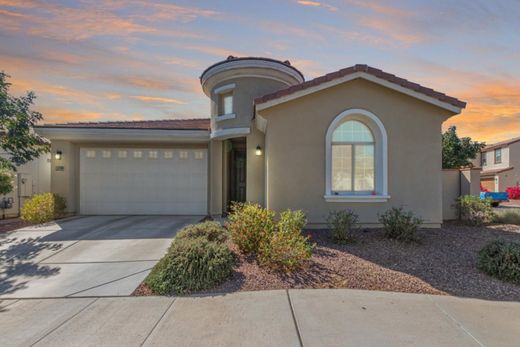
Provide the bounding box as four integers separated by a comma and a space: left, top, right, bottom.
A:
134, 222, 520, 301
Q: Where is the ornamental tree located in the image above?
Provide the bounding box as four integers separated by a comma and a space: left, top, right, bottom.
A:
442, 126, 485, 169
0, 71, 49, 171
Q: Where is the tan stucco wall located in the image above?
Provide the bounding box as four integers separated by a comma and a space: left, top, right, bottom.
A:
208, 140, 223, 215
50, 140, 78, 213
210, 77, 290, 132
259, 79, 455, 226
246, 127, 265, 205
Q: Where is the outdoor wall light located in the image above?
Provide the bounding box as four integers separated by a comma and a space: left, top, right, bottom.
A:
55, 150, 62, 160
255, 145, 262, 156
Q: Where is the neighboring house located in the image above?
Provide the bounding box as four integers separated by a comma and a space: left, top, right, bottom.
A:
479, 137, 520, 192
35, 57, 466, 227
0, 151, 51, 218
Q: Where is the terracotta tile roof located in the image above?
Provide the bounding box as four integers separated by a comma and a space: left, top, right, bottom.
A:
35, 118, 210, 131
483, 136, 520, 151
481, 167, 514, 176
254, 64, 466, 109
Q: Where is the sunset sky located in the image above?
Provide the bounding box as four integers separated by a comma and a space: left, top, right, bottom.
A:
1, 0, 519, 144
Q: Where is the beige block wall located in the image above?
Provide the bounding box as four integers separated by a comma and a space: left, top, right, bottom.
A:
260, 79, 454, 226
442, 170, 460, 220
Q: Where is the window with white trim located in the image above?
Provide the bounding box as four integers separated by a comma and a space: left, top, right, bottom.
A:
331, 121, 375, 193
494, 148, 502, 164
325, 109, 388, 202
219, 91, 233, 115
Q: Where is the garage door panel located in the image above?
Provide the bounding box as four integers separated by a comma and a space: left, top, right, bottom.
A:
80, 148, 207, 215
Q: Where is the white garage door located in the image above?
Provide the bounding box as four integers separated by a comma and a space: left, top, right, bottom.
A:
79, 147, 207, 215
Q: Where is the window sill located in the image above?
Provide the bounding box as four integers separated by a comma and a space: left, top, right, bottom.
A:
324, 194, 390, 202
216, 113, 236, 122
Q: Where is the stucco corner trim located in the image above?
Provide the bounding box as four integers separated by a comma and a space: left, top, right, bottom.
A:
210, 127, 250, 140
323, 195, 391, 203
215, 113, 236, 122
213, 83, 236, 95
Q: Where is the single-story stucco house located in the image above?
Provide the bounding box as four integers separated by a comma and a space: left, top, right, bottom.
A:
35, 56, 466, 227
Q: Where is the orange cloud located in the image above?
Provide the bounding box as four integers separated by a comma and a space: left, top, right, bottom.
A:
443, 81, 520, 143
0, 0, 209, 41
131, 96, 186, 105
357, 17, 426, 45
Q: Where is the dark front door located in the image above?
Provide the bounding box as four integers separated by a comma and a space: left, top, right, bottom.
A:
228, 138, 246, 208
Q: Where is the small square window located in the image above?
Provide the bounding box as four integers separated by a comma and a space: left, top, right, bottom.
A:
194, 151, 204, 160
134, 151, 143, 158
86, 150, 96, 158
179, 151, 188, 159
164, 151, 173, 159
118, 150, 127, 158
219, 91, 233, 115
102, 150, 111, 158
148, 151, 158, 159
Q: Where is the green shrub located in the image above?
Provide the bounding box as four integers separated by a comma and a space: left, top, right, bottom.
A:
21, 193, 66, 224
492, 209, 520, 225
327, 210, 359, 244
378, 207, 422, 242
456, 195, 495, 226
145, 237, 234, 294
0, 169, 14, 195
259, 210, 314, 272
478, 240, 520, 284
175, 221, 228, 243
227, 202, 276, 254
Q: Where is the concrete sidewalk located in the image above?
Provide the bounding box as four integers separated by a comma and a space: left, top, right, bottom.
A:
0, 289, 518, 347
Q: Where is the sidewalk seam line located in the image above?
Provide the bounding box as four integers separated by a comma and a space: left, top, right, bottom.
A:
30, 297, 99, 347
140, 297, 176, 346
64, 268, 152, 297
429, 296, 486, 347
286, 290, 304, 347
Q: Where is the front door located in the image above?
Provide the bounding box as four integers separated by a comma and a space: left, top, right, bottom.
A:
227, 138, 246, 209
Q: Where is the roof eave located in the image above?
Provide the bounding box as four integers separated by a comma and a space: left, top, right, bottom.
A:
35, 127, 210, 143
255, 71, 465, 114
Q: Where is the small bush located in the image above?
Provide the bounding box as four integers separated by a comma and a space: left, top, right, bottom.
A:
378, 207, 422, 242
259, 210, 314, 272
456, 195, 495, 226
145, 237, 233, 294
506, 187, 520, 200
477, 240, 520, 284
493, 209, 520, 225
0, 169, 14, 195
175, 221, 228, 243
327, 210, 359, 244
21, 193, 66, 224
227, 202, 276, 254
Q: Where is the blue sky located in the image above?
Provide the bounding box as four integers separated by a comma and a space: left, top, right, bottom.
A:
1, 0, 519, 142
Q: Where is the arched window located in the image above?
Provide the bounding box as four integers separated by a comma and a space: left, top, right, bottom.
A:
325, 109, 389, 202
331, 120, 375, 192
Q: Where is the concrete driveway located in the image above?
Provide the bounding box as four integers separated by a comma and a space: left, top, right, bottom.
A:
0, 215, 201, 298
